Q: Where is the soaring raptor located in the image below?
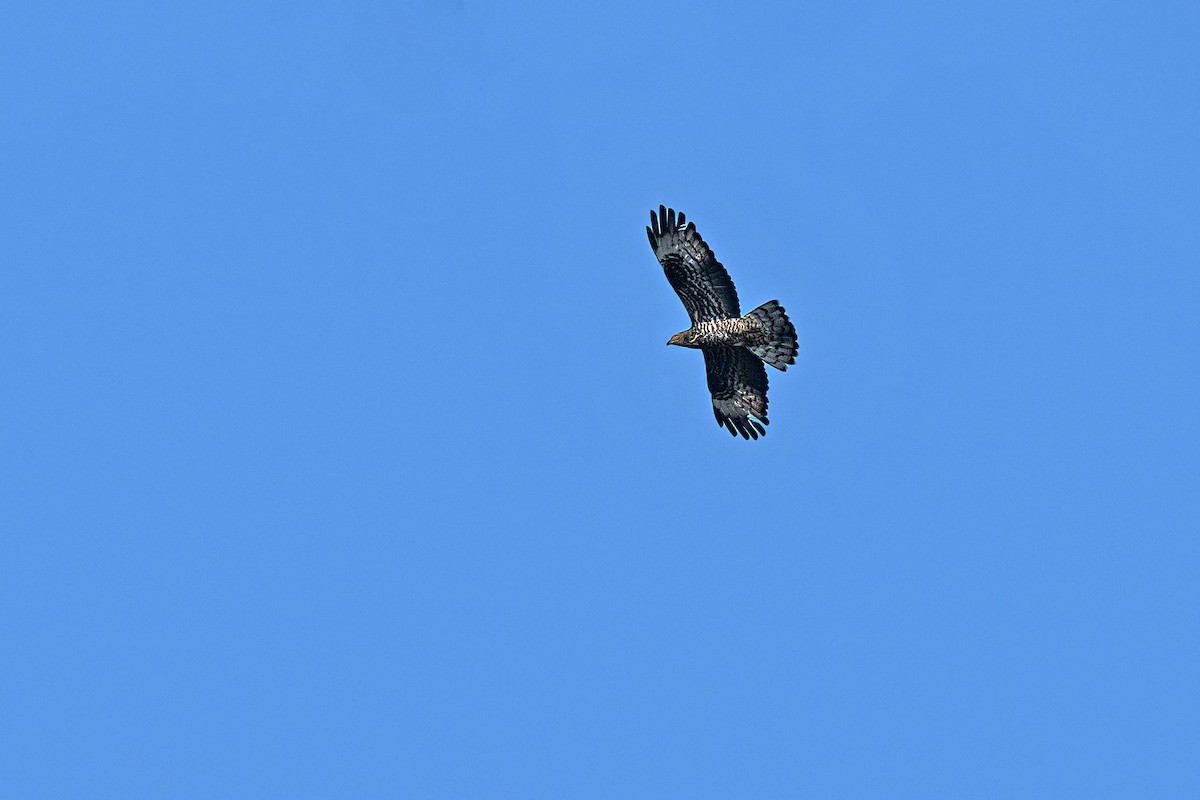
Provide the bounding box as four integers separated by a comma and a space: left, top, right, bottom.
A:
647, 205, 798, 440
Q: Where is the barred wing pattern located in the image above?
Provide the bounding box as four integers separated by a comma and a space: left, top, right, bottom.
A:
646, 205, 741, 324
703, 346, 769, 440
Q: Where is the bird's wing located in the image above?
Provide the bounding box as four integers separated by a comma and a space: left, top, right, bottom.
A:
703, 346, 769, 440
647, 205, 741, 324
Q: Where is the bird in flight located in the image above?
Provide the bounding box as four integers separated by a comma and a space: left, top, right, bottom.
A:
647, 205, 798, 440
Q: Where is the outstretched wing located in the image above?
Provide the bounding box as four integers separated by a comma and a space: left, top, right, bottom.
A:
647, 205, 741, 324
703, 346, 769, 440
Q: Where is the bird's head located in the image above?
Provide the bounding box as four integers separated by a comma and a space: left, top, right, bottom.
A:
667, 330, 694, 348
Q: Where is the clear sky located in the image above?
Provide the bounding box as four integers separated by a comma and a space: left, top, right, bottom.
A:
3, 1, 1198, 797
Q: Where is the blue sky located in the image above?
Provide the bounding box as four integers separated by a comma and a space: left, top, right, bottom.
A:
3, 1, 1198, 797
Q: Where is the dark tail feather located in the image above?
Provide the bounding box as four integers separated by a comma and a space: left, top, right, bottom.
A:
744, 300, 798, 371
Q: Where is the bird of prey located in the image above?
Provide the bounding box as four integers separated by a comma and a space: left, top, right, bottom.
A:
647, 205, 798, 440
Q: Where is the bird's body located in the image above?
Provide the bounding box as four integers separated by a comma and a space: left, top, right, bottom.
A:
668, 317, 769, 349
647, 205, 798, 440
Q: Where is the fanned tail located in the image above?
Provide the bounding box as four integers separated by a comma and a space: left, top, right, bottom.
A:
744, 300, 798, 371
